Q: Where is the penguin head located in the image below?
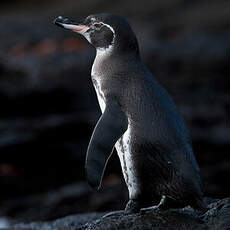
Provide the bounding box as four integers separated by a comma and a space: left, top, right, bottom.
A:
54, 14, 139, 55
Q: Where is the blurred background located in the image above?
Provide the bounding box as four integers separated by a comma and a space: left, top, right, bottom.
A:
0, 0, 230, 224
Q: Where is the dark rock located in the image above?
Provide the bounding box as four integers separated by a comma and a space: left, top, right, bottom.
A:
0, 182, 127, 222
8, 197, 230, 230
11, 213, 106, 230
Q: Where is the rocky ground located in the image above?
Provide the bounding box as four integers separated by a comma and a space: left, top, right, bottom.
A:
0, 0, 230, 228
4, 198, 230, 230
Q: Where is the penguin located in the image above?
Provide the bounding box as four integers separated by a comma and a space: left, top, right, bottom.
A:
54, 14, 207, 214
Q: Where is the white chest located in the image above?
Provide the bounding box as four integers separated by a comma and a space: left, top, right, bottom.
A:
115, 126, 140, 199
91, 48, 112, 113
92, 78, 106, 113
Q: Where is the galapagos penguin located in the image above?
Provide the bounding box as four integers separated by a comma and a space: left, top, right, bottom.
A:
54, 14, 206, 214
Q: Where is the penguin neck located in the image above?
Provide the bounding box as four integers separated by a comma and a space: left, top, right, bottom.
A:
95, 44, 114, 60
95, 30, 140, 59
92, 38, 141, 78
95, 40, 140, 61
92, 46, 114, 78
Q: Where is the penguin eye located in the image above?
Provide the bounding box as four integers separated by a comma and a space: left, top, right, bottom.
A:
92, 23, 101, 30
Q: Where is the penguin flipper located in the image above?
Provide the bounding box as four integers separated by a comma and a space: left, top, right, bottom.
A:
85, 100, 128, 189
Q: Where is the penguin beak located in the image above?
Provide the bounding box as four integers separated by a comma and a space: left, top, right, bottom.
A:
53, 16, 89, 34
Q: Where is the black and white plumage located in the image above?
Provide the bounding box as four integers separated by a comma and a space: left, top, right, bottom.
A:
54, 14, 206, 214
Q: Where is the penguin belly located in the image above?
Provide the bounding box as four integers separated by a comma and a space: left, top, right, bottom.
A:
115, 126, 141, 200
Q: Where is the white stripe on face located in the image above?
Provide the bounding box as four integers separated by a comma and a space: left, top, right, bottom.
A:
100, 22, 115, 35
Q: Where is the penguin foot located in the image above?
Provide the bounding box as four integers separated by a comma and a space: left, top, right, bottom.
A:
140, 195, 167, 214
101, 200, 141, 219
125, 199, 141, 214
140, 205, 161, 214
101, 210, 125, 219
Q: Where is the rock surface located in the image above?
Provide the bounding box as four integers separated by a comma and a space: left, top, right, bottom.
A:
0, 182, 127, 222
8, 198, 230, 230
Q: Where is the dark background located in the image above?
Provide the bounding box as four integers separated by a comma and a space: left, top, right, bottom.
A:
0, 0, 229, 223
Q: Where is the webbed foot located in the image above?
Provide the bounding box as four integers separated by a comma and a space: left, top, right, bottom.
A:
125, 199, 141, 214
140, 195, 167, 214
102, 210, 125, 219
102, 199, 141, 219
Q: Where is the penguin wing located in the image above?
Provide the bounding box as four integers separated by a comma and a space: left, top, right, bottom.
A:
85, 100, 128, 189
